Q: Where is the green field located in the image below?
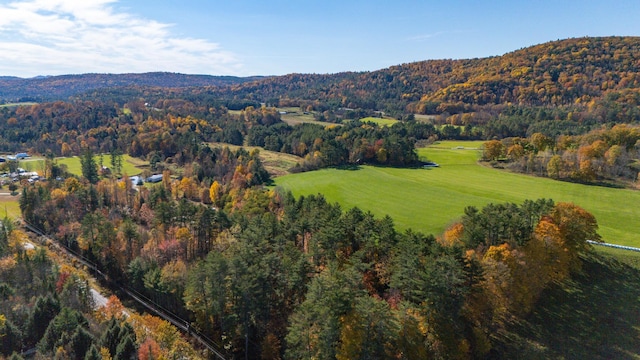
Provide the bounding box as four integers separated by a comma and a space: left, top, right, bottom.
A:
58, 155, 146, 176
500, 251, 640, 358
208, 142, 302, 177
274, 140, 640, 246
0, 195, 21, 219
359, 117, 398, 126
18, 155, 145, 176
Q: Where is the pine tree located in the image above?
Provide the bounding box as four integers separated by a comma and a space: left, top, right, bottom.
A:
81, 147, 99, 184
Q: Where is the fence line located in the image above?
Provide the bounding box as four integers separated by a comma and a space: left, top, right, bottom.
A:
587, 240, 640, 252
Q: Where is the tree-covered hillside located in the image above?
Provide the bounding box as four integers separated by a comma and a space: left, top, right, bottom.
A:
0, 72, 265, 102
193, 36, 640, 116
4, 37, 640, 118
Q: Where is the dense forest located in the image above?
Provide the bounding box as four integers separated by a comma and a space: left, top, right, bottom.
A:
3, 37, 640, 125
0, 219, 203, 359
0, 73, 264, 103
200, 37, 640, 116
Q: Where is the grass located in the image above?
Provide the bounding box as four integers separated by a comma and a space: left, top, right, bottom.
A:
0, 193, 21, 219
498, 251, 640, 359
281, 113, 336, 127
55, 154, 146, 176
274, 140, 640, 246
413, 114, 436, 123
359, 116, 398, 127
208, 142, 302, 177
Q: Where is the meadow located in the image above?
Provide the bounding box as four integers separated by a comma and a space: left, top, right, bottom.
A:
0, 193, 22, 219
359, 116, 398, 126
274, 140, 640, 247
22, 154, 146, 176
280, 111, 336, 126
208, 142, 302, 177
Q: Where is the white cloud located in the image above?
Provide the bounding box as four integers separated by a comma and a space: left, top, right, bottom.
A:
0, 0, 242, 77
406, 32, 446, 42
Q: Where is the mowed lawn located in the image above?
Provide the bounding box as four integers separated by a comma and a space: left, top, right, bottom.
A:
55, 155, 145, 176
359, 117, 398, 126
0, 193, 22, 219
274, 140, 640, 247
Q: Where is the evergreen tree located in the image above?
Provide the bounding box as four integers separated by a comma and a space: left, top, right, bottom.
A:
70, 327, 95, 360
114, 335, 136, 360
25, 294, 61, 347
81, 147, 99, 184
83, 345, 101, 360
0, 320, 22, 357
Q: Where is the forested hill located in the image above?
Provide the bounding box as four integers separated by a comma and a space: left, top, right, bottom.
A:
197, 36, 640, 115
0, 72, 265, 102
3, 37, 640, 117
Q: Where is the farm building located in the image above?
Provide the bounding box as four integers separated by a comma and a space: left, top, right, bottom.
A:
129, 176, 143, 186
146, 174, 163, 183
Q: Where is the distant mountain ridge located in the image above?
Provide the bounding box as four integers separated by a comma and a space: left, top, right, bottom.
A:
195, 36, 640, 115
0, 72, 265, 102
3, 36, 640, 116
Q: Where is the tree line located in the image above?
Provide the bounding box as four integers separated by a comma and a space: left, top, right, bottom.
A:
482, 124, 640, 186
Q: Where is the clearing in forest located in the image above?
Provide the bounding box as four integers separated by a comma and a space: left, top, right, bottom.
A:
274, 140, 640, 247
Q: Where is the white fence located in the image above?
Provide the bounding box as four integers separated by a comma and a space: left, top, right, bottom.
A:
587, 240, 640, 252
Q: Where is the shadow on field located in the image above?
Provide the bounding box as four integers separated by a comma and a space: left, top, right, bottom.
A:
335, 164, 362, 171
497, 253, 640, 359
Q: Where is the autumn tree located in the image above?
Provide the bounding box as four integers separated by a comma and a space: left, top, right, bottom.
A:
550, 202, 601, 270
482, 140, 505, 161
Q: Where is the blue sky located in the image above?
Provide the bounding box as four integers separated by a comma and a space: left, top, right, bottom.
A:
0, 0, 638, 77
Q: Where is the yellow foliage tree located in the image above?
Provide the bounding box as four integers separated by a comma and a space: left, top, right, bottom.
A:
179, 177, 198, 200
550, 202, 601, 271
209, 180, 222, 206
441, 222, 464, 247
482, 140, 504, 161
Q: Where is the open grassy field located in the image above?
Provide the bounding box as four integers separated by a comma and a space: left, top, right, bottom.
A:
359, 116, 398, 126
208, 142, 302, 177
55, 154, 146, 176
274, 140, 640, 246
281, 113, 337, 127
20, 155, 146, 176
413, 114, 436, 123
0, 192, 21, 219
499, 251, 640, 359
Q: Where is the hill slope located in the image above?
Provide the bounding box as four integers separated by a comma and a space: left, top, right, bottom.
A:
0, 72, 265, 102
2, 37, 640, 117
196, 36, 640, 114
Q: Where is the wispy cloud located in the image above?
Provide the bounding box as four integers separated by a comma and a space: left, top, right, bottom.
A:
0, 0, 242, 76
406, 31, 447, 42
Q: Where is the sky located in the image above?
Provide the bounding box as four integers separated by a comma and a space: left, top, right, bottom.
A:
0, 0, 638, 78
